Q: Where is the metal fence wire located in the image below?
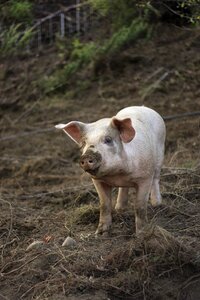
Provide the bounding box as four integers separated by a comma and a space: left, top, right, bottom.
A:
27, 2, 98, 49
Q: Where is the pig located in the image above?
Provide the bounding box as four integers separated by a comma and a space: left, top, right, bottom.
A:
55, 106, 166, 235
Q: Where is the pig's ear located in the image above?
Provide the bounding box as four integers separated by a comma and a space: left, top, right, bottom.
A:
55, 121, 85, 144
111, 118, 135, 143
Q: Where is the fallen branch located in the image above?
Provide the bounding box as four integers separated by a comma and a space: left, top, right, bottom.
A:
163, 111, 200, 121
0, 128, 54, 142
0, 198, 13, 263
141, 71, 170, 100
1, 253, 41, 276
13, 184, 94, 200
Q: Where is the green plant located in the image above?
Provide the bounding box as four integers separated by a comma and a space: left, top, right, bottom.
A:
88, 0, 142, 28
0, 0, 33, 24
177, 0, 200, 24
88, 0, 110, 16
0, 24, 33, 57
8, 0, 33, 23
41, 18, 149, 93
89, 0, 200, 26
100, 18, 149, 57
71, 39, 97, 64
42, 40, 98, 93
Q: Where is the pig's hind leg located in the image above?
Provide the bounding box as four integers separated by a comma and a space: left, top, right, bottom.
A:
150, 168, 162, 207
115, 187, 129, 212
135, 178, 153, 234
150, 142, 165, 206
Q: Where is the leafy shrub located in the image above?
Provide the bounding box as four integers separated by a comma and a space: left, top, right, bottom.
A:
88, 0, 142, 28
42, 18, 149, 93
176, 0, 200, 24
100, 18, 149, 57
89, 0, 200, 26
41, 40, 97, 93
70, 39, 97, 65
1, 0, 33, 24
0, 24, 33, 57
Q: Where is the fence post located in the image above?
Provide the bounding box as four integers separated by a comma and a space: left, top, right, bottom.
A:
83, 6, 87, 34
49, 18, 53, 43
76, 0, 80, 35
60, 13, 65, 38
38, 24, 42, 49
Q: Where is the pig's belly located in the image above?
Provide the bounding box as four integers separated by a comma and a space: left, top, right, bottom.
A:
96, 174, 139, 188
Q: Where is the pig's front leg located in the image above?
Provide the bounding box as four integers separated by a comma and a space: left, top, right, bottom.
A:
92, 179, 112, 235
135, 178, 153, 235
115, 187, 129, 212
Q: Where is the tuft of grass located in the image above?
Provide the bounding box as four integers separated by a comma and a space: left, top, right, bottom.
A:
72, 204, 99, 225
102, 18, 149, 55
6, 0, 33, 23
0, 24, 33, 57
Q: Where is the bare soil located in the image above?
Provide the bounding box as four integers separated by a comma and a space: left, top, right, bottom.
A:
0, 24, 200, 300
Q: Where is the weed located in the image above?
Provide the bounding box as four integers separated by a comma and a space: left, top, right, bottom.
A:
0, 24, 33, 57
41, 19, 149, 93
3, 0, 33, 24
72, 204, 99, 225
88, 0, 144, 29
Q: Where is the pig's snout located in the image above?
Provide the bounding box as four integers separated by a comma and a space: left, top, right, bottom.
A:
80, 151, 102, 175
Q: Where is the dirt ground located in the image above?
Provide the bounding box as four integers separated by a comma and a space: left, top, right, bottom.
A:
0, 24, 200, 300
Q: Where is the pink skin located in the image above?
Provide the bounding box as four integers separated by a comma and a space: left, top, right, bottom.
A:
55, 106, 166, 235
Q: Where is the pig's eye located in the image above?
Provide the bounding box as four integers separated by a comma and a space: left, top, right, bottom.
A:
104, 136, 113, 145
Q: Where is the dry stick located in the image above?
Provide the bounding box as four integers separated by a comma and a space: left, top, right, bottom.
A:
142, 71, 170, 100
0, 128, 54, 142
177, 273, 200, 300
20, 275, 63, 299
0, 293, 9, 300
16, 184, 93, 200
162, 166, 199, 171
162, 2, 194, 22
163, 111, 200, 121
177, 224, 200, 233
163, 192, 196, 207
0, 238, 18, 250
0, 198, 13, 263
105, 282, 142, 298
1, 253, 41, 276
13, 99, 41, 124
170, 206, 192, 218
144, 67, 164, 83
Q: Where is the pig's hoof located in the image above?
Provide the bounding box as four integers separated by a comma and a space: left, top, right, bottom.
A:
95, 223, 111, 236
150, 198, 162, 207
115, 204, 126, 213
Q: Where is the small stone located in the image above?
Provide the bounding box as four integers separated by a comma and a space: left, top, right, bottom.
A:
62, 236, 77, 248
26, 240, 44, 251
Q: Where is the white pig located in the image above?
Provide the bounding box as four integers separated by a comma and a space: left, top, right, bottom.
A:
55, 106, 166, 235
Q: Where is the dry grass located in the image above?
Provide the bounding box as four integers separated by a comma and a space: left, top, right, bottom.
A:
0, 166, 200, 299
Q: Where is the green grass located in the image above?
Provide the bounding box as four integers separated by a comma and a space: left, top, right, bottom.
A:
0, 25, 33, 57
8, 0, 33, 23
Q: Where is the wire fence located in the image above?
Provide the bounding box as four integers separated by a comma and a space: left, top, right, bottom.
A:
27, 2, 98, 50
0, 2, 99, 52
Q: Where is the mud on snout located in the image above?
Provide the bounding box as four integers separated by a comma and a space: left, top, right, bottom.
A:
79, 150, 102, 175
